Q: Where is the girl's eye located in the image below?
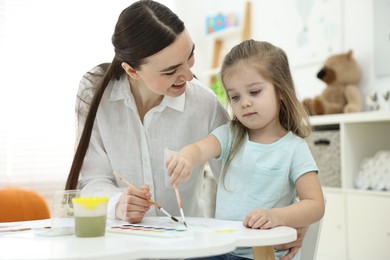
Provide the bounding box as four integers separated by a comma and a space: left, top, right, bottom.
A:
229, 95, 239, 101
250, 90, 261, 96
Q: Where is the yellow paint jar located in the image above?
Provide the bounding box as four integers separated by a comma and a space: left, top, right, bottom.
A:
72, 197, 108, 238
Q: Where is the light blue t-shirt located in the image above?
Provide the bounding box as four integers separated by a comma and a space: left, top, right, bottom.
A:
211, 123, 318, 259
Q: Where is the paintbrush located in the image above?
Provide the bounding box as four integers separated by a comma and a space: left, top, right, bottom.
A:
113, 171, 179, 223
0, 226, 51, 233
174, 187, 187, 228
163, 147, 187, 229
149, 201, 179, 224
0, 228, 32, 233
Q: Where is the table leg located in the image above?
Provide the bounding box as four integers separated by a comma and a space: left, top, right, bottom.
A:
252, 246, 275, 260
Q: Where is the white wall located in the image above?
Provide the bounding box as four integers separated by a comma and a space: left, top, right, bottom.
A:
175, 0, 390, 111
2, 0, 389, 204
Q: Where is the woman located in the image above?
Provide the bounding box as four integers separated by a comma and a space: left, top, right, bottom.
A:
65, 0, 229, 223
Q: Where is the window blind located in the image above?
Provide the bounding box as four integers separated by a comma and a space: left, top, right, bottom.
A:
0, 0, 141, 183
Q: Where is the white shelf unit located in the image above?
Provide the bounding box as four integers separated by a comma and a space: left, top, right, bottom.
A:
203, 26, 245, 83
310, 111, 390, 260
203, 1, 252, 85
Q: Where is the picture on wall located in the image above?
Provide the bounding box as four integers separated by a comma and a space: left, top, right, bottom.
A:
252, 0, 343, 68
373, 0, 390, 77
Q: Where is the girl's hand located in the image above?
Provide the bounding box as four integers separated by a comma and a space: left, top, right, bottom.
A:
165, 154, 193, 187
243, 208, 279, 229
275, 226, 308, 260
115, 184, 151, 223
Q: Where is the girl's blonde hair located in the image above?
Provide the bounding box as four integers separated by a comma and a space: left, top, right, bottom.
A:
220, 40, 311, 187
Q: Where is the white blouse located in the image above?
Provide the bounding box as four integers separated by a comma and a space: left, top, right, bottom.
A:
75, 64, 229, 219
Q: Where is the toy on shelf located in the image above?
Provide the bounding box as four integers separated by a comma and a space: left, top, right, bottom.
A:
302, 50, 361, 115
206, 1, 251, 85
206, 13, 238, 34
366, 89, 390, 111
355, 150, 390, 192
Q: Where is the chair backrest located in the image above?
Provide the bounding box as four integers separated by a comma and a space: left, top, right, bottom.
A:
300, 216, 324, 260
203, 167, 325, 260
0, 187, 50, 222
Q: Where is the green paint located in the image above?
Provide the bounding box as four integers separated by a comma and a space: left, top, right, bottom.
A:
75, 215, 106, 237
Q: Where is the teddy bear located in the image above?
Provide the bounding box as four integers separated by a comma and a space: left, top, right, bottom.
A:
302, 50, 361, 115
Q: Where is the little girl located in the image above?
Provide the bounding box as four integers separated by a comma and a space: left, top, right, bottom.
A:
165, 40, 325, 260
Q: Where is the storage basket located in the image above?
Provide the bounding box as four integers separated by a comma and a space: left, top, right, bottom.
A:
306, 125, 341, 188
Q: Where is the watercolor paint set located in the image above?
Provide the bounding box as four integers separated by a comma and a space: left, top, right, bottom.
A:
107, 223, 192, 238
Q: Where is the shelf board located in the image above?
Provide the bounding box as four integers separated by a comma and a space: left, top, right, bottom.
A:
203, 67, 220, 77
321, 187, 344, 194
345, 188, 390, 197
322, 186, 390, 197
207, 26, 242, 40
309, 111, 390, 125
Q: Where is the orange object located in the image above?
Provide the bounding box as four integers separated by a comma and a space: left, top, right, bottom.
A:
0, 187, 50, 222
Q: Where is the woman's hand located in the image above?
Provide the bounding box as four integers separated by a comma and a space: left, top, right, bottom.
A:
115, 184, 151, 223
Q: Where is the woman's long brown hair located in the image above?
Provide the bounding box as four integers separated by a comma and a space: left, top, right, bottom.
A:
65, 0, 185, 190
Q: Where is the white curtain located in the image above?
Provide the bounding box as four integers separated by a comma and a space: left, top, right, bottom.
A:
0, 0, 147, 184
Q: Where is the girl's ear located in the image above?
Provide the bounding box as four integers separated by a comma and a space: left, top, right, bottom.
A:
121, 62, 139, 80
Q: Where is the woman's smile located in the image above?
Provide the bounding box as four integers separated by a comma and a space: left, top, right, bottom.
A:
171, 81, 186, 89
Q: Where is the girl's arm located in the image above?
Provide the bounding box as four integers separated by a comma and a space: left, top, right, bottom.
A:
166, 134, 221, 187
244, 172, 325, 229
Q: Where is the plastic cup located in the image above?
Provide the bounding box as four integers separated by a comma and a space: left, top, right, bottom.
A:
51, 190, 81, 230
72, 197, 108, 238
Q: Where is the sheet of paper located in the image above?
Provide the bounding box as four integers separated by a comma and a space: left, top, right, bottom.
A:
137, 217, 244, 231
107, 217, 245, 238
0, 219, 51, 235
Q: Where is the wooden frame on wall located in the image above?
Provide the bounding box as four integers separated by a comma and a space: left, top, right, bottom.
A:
373, 0, 390, 77
208, 0, 252, 84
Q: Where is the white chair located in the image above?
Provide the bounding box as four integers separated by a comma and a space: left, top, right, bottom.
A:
300, 214, 324, 260
202, 168, 325, 260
